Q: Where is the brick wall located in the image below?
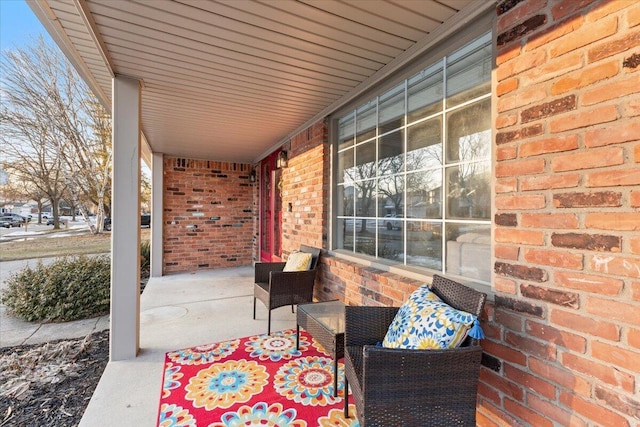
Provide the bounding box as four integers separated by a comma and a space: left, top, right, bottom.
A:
314, 1, 640, 426
488, 0, 639, 425
279, 120, 329, 257
162, 157, 255, 274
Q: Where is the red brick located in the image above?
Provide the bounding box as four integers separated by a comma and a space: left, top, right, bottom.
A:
497, 49, 547, 81
592, 340, 640, 373
497, 212, 518, 227
588, 30, 640, 63
495, 245, 520, 261
505, 364, 556, 399
496, 44, 521, 66
561, 352, 635, 392
480, 369, 525, 401
583, 74, 640, 106
552, 147, 624, 172
496, 158, 545, 177
477, 402, 521, 427
521, 213, 578, 229
520, 134, 578, 157
551, 61, 619, 95
495, 308, 523, 331
628, 99, 640, 118
550, 309, 620, 341
633, 282, 640, 301
632, 237, 640, 255
631, 191, 640, 208
554, 191, 621, 208
559, 391, 631, 427
586, 168, 640, 187
494, 276, 518, 295
498, 85, 547, 112
521, 283, 580, 308
497, 0, 548, 34
495, 228, 545, 245
586, 296, 640, 325
585, 120, 640, 147
506, 330, 557, 360
524, 248, 583, 269
630, 3, 640, 28
636, 144, 640, 162
526, 320, 587, 352
496, 113, 518, 129
549, 104, 618, 133
529, 357, 591, 397
495, 195, 546, 210
555, 271, 624, 296
520, 174, 580, 191
527, 14, 583, 51
585, 0, 631, 22
497, 146, 517, 161
594, 384, 640, 420
496, 177, 518, 193
504, 398, 553, 427
477, 382, 501, 407
551, 0, 597, 21
497, 78, 518, 96
527, 394, 587, 427
585, 213, 640, 231
522, 51, 582, 84
482, 339, 527, 366
549, 16, 618, 58
629, 328, 640, 349
496, 124, 544, 144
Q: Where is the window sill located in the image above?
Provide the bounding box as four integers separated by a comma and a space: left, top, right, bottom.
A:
328, 249, 494, 301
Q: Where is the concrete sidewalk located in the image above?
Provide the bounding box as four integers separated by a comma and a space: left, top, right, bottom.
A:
0, 258, 109, 348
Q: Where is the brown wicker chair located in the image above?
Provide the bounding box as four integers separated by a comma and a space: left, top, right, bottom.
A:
343, 274, 487, 426
253, 245, 321, 334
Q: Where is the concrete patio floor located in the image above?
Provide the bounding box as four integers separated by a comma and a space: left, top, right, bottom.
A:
79, 266, 298, 427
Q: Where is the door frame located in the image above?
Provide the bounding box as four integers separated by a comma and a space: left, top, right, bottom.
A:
259, 150, 283, 262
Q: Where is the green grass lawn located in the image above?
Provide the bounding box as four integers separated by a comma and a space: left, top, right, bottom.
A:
0, 229, 150, 261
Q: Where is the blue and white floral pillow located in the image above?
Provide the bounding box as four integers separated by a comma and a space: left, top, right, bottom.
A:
382, 285, 477, 350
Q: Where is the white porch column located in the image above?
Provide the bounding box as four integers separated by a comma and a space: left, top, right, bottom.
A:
110, 76, 141, 361
151, 152, 163, 277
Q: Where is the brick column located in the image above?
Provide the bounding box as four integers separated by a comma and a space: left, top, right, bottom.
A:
487, 0, 640, 425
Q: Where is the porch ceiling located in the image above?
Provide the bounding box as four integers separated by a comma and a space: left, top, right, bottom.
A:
30, 0, 488, 163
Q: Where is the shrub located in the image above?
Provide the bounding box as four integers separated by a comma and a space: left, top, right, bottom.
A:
1, 256, 111, 322
140, 240, 150, 273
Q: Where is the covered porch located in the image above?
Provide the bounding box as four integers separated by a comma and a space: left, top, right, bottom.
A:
29, 0, 640, 426
80, 266, 299, 426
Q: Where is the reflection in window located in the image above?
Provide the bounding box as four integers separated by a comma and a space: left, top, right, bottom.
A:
335, 32, 492, 283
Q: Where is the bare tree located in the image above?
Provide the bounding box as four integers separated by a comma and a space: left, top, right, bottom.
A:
0, 36, 112, 232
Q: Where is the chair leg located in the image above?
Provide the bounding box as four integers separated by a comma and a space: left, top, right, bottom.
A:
291, 304, 294, 313
267, 310, 271, 335
344, 375, 349, 417
253, 297, 257, 319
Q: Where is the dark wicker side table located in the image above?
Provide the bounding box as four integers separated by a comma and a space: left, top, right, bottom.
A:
296, 300, 345, 397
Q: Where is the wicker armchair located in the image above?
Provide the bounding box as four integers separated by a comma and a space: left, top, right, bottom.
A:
253, 245, 321, 334
343, 274, 487, 426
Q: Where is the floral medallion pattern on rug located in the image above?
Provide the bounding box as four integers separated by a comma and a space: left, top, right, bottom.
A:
167, 339, 240, 365
157, 329, 359, 426
274, 356, 342, 405
244, 330, 309, 362
162, 363, 184, 398
185, 359, 269, 410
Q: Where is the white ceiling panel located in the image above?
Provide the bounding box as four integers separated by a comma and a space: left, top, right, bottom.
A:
30, 0, 489, 163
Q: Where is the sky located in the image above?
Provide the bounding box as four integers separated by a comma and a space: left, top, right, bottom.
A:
0, 0, 48, 51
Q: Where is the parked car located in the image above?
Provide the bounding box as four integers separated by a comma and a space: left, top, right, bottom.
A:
103, 213, 150, 231
0, 213, 27, 228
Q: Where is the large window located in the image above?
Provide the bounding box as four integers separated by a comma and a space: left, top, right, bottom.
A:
335, 33, 492, 283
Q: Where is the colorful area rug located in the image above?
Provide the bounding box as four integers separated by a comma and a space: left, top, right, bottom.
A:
157, 329, 359, 426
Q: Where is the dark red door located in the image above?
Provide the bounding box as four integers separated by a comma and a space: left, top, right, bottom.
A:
259, 152, 283, 262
